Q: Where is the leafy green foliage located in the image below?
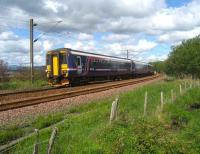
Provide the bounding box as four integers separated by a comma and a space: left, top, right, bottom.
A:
165, 35, 200, 78
150, 61, 166, 73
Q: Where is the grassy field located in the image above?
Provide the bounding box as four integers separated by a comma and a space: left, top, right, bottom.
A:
0, 79, 48, 90
1, 79, 200, 153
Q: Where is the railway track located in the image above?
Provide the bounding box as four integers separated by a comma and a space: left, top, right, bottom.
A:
0, 75, 161, 111
0, 87, 58, 96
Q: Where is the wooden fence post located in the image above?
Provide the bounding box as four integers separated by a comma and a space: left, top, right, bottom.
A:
171, 89, 174, 103
143, 91, 148, 116
160, 91, 164, 112
33, 129, 39, 154
110, 98, 119, 123
184, 81, 187, 91
47, 127, 58, 154
179, 84, 182, 95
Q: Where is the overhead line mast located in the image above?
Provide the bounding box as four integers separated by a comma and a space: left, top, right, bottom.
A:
29, 19, 62, 84
30, 19, 37, 84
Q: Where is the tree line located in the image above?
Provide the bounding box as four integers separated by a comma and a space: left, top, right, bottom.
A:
151, 35, 200, 78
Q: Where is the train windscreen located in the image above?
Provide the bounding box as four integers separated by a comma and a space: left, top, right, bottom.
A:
60, 53, 67, 64
47, 54, 51, 65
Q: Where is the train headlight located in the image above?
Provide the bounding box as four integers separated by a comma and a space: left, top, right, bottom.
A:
62, 70, 68, 77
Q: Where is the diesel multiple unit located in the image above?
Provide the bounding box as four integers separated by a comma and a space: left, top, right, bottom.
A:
46, 48, 154, 86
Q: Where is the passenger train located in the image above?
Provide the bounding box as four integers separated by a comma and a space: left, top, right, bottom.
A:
46, 48, 154, 86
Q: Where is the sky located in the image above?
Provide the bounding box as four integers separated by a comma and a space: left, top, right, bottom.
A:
0, 0, 199, 66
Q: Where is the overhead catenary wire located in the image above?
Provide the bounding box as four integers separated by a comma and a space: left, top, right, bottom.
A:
33, 20, 63, 42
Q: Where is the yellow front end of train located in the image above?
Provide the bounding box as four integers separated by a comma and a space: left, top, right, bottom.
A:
46, 50, 69, 86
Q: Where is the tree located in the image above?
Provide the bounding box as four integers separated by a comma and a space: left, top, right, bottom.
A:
0, 59, 9, 82
150, 61, 165, 73
165, 35, 200, 78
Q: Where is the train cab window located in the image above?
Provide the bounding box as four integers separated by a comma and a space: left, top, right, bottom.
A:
60, 53, 67, 64
47, 54, 51, 65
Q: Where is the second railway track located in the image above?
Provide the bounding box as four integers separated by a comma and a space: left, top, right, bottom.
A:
0, 75, 161, 111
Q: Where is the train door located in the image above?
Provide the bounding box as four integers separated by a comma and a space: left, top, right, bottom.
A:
77, 56, 82, 74
53, 55, 59, 76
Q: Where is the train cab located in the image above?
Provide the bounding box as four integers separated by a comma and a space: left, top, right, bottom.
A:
46, 49, 69, 86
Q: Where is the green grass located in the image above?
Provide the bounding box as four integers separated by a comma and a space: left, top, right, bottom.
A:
0, 79, 48, 90
1, 79, 200, 153
0, 113, 64, 145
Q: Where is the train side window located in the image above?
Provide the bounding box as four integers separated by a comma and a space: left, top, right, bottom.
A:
77, 57, 81, 66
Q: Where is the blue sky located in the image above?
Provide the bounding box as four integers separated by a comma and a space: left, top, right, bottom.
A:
166, 0, 191, 7
0, 0, 199, 65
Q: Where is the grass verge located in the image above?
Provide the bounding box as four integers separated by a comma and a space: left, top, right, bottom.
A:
0, 79, 48, 90
1, 79, 200, 153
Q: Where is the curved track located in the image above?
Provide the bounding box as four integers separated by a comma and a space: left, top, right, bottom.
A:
0, 75, 161, 111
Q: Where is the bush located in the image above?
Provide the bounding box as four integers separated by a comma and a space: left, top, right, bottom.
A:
0, 59, 9, 82
165, 35, 200, 78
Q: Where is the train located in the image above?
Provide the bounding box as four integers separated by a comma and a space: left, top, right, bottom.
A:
46, 48, 154, 86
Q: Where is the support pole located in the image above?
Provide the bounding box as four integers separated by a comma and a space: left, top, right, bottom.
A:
184, 81, 187, 90
127, 50, 128, 59
47, 127, 58, 154
110, 98, 119, 124
171, 89, 174, 103
143, 91, 148, 116
33, 129, 39, 154
160, 91, 164, 112
179, 84, 182, 95
30, 19, 34, 84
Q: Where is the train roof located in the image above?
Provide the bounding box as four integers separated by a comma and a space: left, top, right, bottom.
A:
48, 48, 132, 62
47, 48, 151, 65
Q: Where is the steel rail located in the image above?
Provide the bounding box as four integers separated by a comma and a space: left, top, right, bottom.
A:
0, 75, 161, 111
0, 87, 58, 97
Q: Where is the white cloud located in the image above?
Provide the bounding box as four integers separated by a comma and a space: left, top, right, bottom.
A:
64, 43, 72, 49
102, 34, 130, 42
44, 0, 68, 13
133, 39, 157, 51
43, 40, 53, 51
64, 40, 96, 51
151, 9, 175, 30
113, 0, 166, 17
78, 33, 93, 41
158, 27, 200, 43
147, 54, 167, 62
34, 55, 44, 64
0, 31, 18, 41
0, 31, 44, 65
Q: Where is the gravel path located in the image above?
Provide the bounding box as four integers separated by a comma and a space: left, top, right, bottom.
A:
0, 77, 163, 125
